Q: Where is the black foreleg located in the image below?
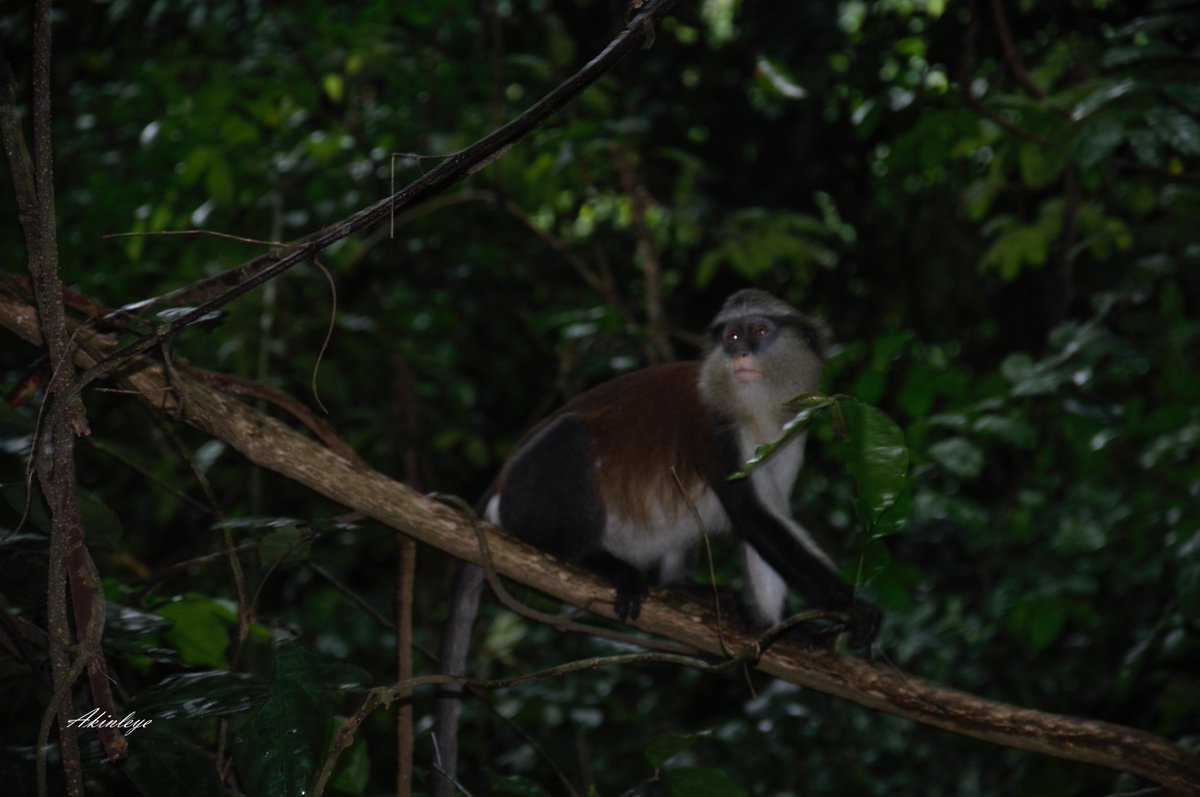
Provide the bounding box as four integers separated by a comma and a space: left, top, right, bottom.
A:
712, 428, 881, 649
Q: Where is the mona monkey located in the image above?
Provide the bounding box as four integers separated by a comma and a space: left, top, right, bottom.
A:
433, 290, 881, 796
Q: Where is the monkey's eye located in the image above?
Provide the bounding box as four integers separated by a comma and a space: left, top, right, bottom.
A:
751, 324, 770, 338
724, 327, 742, 345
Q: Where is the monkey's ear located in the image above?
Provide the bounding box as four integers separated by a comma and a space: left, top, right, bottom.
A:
797, 316, 831, 360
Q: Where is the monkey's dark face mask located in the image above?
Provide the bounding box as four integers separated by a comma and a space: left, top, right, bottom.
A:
715, 315, 788, 383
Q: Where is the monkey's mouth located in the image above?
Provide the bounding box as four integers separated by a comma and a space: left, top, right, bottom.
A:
733, 364, 764, 383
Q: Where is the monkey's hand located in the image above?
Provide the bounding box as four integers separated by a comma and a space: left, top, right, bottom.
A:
788, 621, 841, 652
847, 600, 883, 652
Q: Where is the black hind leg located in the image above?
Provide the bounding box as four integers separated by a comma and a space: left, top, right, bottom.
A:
581, 551, 647, 621
499, 413, 646, 620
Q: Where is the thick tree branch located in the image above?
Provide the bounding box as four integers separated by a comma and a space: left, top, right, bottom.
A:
1, 290, 1198, 796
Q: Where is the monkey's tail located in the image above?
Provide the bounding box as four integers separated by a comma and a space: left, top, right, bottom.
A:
432, 562, 486, 797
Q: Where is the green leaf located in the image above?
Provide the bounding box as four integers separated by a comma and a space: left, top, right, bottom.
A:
1100, 43, 1180, 68
105, 603, 175, 640
840, 397, 909, 526
755, 56, 807, 100
1127, 126, 1164, 166
322, 73, 345, 103
727, 395, 909, 534
77, 488, 125, 551
1164, 83, 1200, 114
662, 767, 746, 797
1017, 139, 1067, 188
1071, 77, 1140, 120
1000, 353, 1064, 396
1007, 598, 1067, 651
214, 516, 305, 531
1073, 114, 1127, 169
205, 152, 235, 205
130, 670, 269, 719
233, 643, 332, 797
972, 415, 1036, 449
696, 209, 836, 288
851, 369, 886, 405
872, 483, 912, 539
866, 561, 922, 610
927, 437, 985, 480
644, 731, 709, 768
156, 595, 231, 669
315, 661, 372, 693
980, 221, 1055, 280
259, 524, 313, 569
1146, 106, 1200, 156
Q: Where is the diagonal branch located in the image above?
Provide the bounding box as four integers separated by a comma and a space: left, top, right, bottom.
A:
1, 289, 1198, 797
75, 0, 682, 394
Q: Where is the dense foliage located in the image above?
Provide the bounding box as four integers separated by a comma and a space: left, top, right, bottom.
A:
1, 1, 1198, 795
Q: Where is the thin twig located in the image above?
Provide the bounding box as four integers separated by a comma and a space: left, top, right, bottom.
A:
379, 609, 826, 701
667, 466, 734, 658
988, 0, 1046, 99
102, 228, 305, 249
309, 258, 336, 415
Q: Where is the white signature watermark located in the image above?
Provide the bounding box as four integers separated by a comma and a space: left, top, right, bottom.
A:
66, 708, 153, 735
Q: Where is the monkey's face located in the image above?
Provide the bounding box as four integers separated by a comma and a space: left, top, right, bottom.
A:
716, 315, 785, 384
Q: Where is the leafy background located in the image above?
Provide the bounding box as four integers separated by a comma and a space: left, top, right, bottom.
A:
1, 0, 1198, 795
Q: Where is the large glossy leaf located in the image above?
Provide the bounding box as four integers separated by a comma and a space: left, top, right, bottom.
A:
233, 643, 332, 797
130, 670, 269, 719
1146, 105, 1200, 156
839, 397, 910, 527
155, 595, 232, 669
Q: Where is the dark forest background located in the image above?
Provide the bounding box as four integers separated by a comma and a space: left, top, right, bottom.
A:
1, 1, 1198, 795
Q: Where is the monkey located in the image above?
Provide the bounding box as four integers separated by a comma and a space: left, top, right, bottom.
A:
432, 290, 881, 796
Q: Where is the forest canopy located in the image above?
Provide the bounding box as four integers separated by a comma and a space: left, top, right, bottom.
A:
1, 1, 1198, 796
